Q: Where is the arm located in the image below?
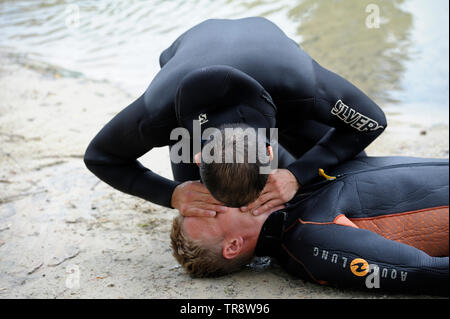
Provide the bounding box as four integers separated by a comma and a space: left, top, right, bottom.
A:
241, 61, 387, 215
83, 94, 180, 208
282, 223, 448, 295
84, 94, 231, 215
286, 60, 387, 186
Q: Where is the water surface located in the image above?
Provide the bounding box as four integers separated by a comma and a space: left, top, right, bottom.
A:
0, 0, 448, 125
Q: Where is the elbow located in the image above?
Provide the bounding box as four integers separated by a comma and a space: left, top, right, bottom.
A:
367, 110, 387, 137
83, 150, 93, 170
83, 140, 101, 173
83, 146, 94, 172
379, 110, 388, 130
376, 113, 387, 136
378, 105, 388, 129
83, 140, 112, 181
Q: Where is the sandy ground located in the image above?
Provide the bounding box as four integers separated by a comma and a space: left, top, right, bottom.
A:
0, 51, 448, 299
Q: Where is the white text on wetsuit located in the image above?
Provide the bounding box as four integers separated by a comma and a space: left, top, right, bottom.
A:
313, 247, 408, 287
331, 100, 384, 132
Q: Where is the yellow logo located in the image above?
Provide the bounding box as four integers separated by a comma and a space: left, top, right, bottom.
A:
350, 258, 369, 277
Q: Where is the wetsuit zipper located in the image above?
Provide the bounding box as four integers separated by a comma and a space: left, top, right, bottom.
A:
287, 161, 448, 208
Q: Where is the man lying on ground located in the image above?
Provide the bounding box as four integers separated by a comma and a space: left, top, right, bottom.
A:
170, 126, 449, 296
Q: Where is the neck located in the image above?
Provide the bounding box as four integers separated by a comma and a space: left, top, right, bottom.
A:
239, 209, 277, 254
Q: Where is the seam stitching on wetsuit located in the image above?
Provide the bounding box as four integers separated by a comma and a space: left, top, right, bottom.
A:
281, 243, 319, 284
354, 177, 364, 216
349, 206, 449, 221
284, 219, 299, 233
175, 69, 232, 121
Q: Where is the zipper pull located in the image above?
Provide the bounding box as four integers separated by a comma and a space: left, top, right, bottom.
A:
318, 168, 337, 181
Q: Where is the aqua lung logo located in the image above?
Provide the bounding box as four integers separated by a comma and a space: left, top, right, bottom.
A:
313, 247, 408, 289
350, 258, 369, 276
331, 100, 384, 132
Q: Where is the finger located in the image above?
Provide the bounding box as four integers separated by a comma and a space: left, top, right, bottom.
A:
258, 182, 277, 197
197, 202, 229, 214
240, 203, 253, 212
240, 182, 276, 212
188, 182, 212, 194
271, 204, 286, 212
248, 191, 278, 214
243, 200, 262, 213
259, 191, 279, 205
182, 207, 216, 218
196, 193, 224, 206
182, 187, 221, 204
245, 193, 270, 211
252, 198, 284, 216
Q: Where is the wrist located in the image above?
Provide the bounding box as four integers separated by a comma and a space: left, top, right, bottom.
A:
285, 168, 301, 188
170, 183, 181, 209
285, 168, 300, 191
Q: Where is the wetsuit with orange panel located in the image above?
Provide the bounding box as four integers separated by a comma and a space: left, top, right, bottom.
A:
255, 156, 449, 296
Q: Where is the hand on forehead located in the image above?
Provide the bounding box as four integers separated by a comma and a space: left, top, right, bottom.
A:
181, 206, 245, 241
182, 214, 223, 241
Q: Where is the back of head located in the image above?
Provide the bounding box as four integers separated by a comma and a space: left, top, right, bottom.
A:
170, 215, 254, 277
199, 123, 270, 207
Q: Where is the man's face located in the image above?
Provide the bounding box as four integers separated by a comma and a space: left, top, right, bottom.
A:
182, 207, 248, 244
182, 206, 275, 257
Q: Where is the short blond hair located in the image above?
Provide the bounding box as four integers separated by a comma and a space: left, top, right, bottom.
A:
170, 214, 254, 277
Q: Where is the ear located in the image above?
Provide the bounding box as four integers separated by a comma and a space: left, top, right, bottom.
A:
222, 236, 244, 260
267, 145, 273, 161
194, 152, 201, 167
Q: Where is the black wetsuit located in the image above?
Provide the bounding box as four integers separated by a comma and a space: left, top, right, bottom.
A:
84, 17, 387, 208
255, 157, 449, 296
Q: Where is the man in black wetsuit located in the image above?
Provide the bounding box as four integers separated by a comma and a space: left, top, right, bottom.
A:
171, 156, 449, 296
84, 17, 387, 217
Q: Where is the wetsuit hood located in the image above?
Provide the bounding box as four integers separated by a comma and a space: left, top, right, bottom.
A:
175, 65, 277, 138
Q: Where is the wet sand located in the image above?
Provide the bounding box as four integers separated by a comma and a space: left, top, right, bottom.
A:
0, 52, 448, 299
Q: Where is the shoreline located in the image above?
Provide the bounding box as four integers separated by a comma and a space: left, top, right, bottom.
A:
0, 52, 448, 299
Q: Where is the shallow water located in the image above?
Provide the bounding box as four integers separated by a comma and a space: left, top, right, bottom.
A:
0, 0, 448, 125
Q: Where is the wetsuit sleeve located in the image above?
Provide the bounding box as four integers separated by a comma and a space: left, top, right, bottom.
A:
281, 223, 448, 295
83, 94, 180, 208
286, 61, 387, 186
